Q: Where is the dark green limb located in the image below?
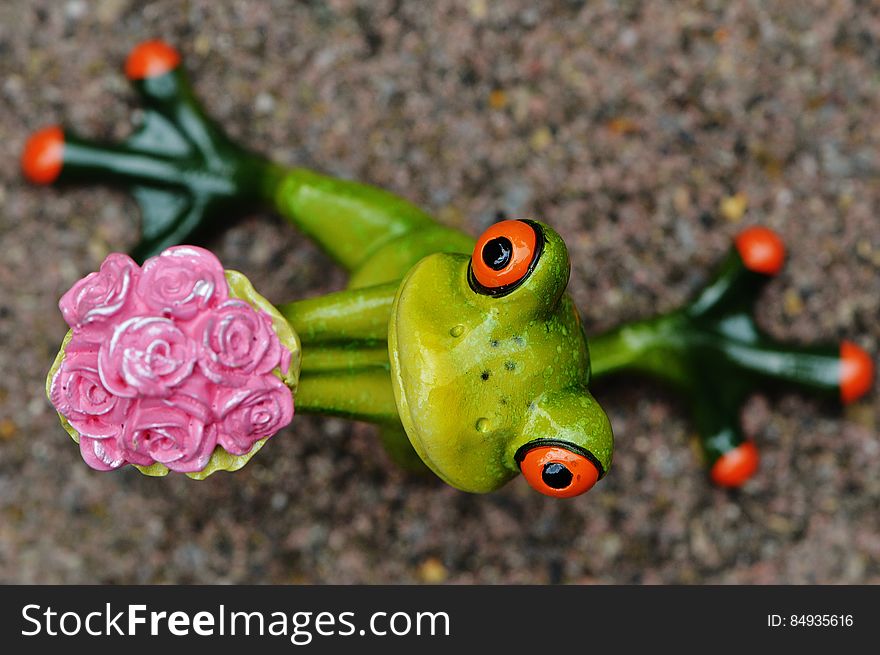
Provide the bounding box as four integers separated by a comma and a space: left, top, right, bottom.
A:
687, 251, 766, 320
688, 382, 748, 462
128, 186, 204, 262
588, 232, 852, 478
131, 71, 240, 166
47, 60, 278, 262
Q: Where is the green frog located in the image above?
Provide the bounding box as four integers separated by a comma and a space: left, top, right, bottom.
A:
273, 210, 612, 497
27, 41, 873, 497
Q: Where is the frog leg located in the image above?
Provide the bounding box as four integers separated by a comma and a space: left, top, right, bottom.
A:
279, 283, 396, 419
277, 282, 428, 472
589, 226, 874, 487
280, 282, 392, 416
294, 362, 428, 473
271, 168, 475, 286
295, 364, 396, 423
278, 283, 397, 344
22, 40, 473, 279
688, 380, 750, 474
22, 41, 278, 262
294, 339, 431, 473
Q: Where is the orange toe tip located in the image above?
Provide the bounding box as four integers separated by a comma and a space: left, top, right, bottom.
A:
21, 125, 64, 184
710, 441, 759, 488
735, 226, 786, 276
840, 341, 874, 405
125, 40, 180, 80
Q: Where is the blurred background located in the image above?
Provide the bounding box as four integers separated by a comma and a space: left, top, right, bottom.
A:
1, 0, 878, 583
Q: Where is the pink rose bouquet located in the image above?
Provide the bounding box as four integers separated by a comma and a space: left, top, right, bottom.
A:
48, 246, 296, 474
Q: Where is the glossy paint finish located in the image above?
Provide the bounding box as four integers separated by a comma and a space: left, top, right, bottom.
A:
388, 223, 612, 493
587, 232, 866, 485
470, 219, 539, 289
840, 341, 875, 405
21, 125, 64, 184
735, 225, 786, 275
710, 442, 760, 488
125, 40, 182, 80
32, 40, 874, 492
518, 445, 601, 498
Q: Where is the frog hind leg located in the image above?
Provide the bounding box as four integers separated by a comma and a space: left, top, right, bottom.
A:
588, 225, 874, 487
21, 40, 277, 262
272, 168, 475, 286
24, 39, 476, 281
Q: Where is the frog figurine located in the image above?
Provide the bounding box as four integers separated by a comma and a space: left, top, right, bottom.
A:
26, 41, 875, 498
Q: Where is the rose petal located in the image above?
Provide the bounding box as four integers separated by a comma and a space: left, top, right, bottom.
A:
197, 301, 281, 386
79, 435, 127, 471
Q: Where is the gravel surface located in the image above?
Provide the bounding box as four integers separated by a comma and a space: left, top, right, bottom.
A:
1, 0, 878, 584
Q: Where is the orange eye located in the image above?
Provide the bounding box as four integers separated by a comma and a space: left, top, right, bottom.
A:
471, 220, 540, 291
517, 444, 600, 498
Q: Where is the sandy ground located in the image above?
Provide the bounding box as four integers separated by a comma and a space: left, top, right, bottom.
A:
0, 0, 878, 583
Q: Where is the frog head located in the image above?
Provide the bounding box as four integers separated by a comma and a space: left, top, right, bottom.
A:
388, 220, 613, 498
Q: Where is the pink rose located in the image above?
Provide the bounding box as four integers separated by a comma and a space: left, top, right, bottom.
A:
49, 348, 132, 439
99, 316, 196, 398
137, 246, 227, 320
59, 253, 138, 330
214, 375, 293, 455
79, 435, 127, 471
197, 300, 283, 386
121, 400, 216, 472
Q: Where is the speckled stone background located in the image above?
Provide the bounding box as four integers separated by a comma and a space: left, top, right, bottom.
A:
1, 0, 878, 583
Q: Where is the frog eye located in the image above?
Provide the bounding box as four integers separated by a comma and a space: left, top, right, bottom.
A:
470, 220, 541, 293
516, 443, 600, 498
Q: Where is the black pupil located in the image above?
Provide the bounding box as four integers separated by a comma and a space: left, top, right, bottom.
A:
482, 237, 513, 271
542, 462, 573, 489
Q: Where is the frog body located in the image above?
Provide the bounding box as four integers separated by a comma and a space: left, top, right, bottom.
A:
389, 223, 612, 492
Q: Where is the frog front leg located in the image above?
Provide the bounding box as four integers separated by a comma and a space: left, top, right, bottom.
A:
279, 282, 396, 423
278, 282, 427, 471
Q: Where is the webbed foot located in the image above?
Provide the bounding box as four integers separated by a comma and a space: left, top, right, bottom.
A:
589, 226, 874, 487
21, 40, 275, 262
